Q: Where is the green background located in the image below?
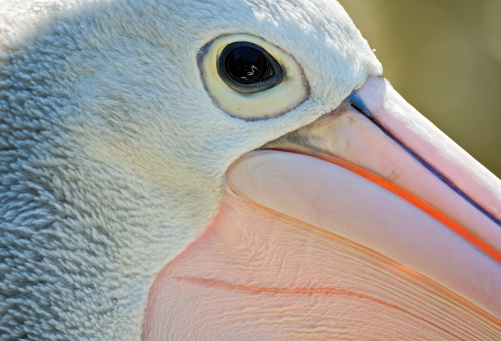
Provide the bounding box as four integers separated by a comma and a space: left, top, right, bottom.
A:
338, 0, 501, 178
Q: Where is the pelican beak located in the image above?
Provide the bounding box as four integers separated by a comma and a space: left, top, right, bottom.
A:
143, 77, 501, 339
227, 76, 501, 317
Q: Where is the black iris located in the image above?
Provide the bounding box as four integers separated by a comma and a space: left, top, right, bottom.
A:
217, 42, 283, 93
225, 46, 274, 84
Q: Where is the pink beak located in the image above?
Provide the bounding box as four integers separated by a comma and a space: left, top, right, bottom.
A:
143, 77, 501, 339
228, 76, 501, 317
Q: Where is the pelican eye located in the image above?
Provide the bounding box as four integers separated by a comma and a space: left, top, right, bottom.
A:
217, 42, 283, 94
200, 34, 307, 120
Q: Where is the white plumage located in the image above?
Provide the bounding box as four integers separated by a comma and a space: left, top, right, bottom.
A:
0, 0, 381, 339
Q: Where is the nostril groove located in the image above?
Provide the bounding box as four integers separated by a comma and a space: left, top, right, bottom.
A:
347, 93, 375, 120
351, 103, 363, 114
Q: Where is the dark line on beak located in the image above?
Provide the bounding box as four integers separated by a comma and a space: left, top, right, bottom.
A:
347, 92, 501, 228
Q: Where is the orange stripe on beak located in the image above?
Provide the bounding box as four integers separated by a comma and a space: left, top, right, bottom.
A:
321, 153, 501, 264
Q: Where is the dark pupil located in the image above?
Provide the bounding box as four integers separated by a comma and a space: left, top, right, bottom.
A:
225, 46, 274, 84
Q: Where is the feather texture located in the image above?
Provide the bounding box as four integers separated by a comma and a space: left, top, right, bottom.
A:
0, 0, 380, 339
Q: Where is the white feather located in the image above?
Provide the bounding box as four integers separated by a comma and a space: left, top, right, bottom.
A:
0, 0, 381, 339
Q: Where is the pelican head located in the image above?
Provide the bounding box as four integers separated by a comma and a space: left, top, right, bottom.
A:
1, 0, 500, 339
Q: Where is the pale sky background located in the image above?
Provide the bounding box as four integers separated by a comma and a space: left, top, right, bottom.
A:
338, 0, 501, 177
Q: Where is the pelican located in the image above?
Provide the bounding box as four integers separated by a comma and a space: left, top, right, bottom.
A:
1, 0, 500, 339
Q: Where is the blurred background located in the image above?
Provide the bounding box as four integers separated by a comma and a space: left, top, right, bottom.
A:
338, 0, 501, 178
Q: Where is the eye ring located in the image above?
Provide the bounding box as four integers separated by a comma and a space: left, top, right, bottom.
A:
199, 34, 308, 120
217, 42, 284, 94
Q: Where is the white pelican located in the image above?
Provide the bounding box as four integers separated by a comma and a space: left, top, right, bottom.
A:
1, 0, 500, 339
